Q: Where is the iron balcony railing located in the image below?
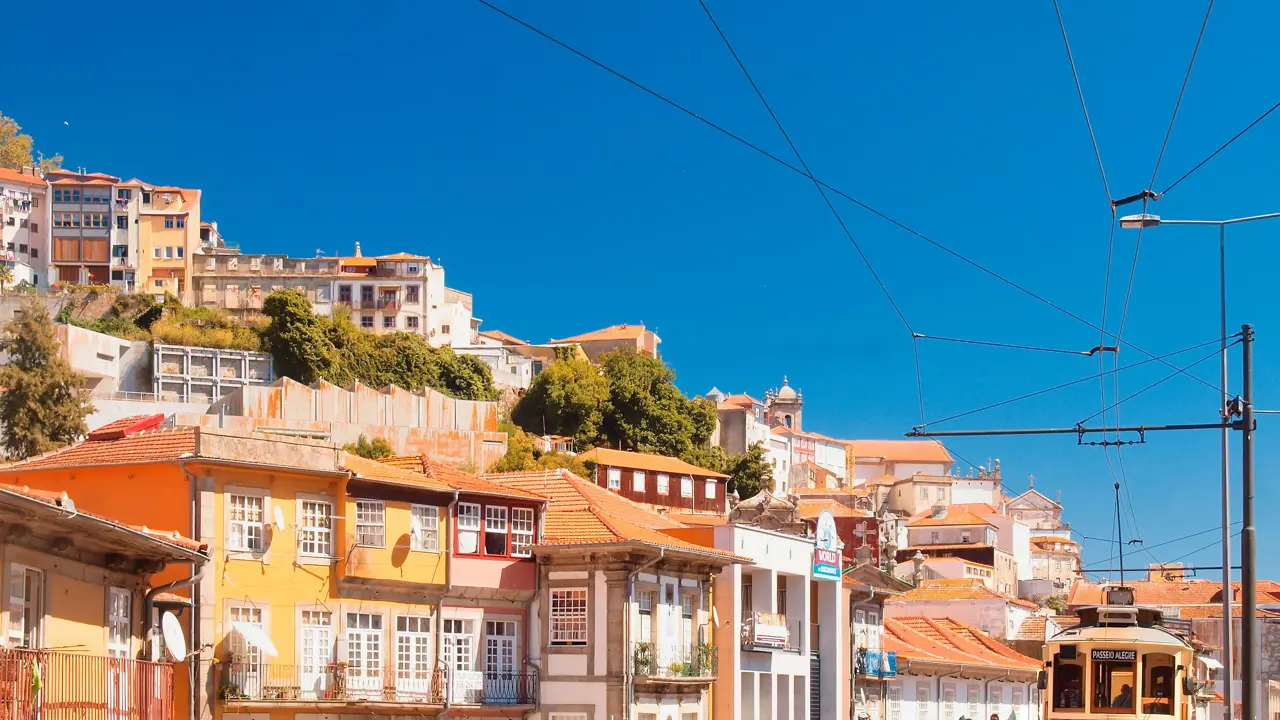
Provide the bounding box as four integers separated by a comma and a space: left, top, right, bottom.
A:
0, 648, 175, 720
630, 643, 718, 679
854, 648, 898, 678
741, 613, 803, 653
218, 663, 537, 706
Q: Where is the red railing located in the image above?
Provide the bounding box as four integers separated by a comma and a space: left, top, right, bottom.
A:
0, 648, 175, 720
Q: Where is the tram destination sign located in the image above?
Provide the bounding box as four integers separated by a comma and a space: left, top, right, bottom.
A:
1091, 649, 1138, 662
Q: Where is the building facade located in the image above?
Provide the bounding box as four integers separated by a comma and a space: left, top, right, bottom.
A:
884, 579, 1039, 641
549, 323, 661, 362
47, 169, 118, 285
575, 447, 729, 515
0, 166, 49, 288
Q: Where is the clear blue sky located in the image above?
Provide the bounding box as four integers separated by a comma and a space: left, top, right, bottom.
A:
12, 1, 1280, 582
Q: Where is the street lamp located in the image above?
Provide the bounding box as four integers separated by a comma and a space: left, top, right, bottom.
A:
1119, 210, 1280, 720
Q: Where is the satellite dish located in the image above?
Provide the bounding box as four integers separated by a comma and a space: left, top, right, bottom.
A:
161, 611, 186, 662
273, 506, 286, 531
232, 621, 279, 657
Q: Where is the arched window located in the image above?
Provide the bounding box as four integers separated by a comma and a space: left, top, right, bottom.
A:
784, 415, 793, 427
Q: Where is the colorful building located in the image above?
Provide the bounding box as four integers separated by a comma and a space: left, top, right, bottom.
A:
548, 323, 661, 362
47, 169, 119, 285
0, 166, 50, 288
575, 447, 729, 515
134, 184, 200, 301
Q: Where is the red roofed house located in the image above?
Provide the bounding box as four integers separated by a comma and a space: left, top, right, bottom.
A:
576, 447, 729, 515
846, 439, 953, 483
0, 166, 50, 289
884, 579, 1040, 642
900, 505, 1018, 596
549, 323, 660, 362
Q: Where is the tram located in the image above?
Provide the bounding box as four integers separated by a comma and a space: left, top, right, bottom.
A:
1040, 586, 1212, 720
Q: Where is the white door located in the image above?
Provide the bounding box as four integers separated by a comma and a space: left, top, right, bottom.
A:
395, 616, 434, 701
106, 587, 130, 720
485, 621, 518, 702
347, 613, 384, 699
659, 582, 679, 670
228, 607, 264, 699
299, 611, 332, 699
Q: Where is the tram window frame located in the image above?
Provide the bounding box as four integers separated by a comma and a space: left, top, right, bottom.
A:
1142, 652, 1176, 715
1053, 656, 1085, 710
1091, 656, 1137, 714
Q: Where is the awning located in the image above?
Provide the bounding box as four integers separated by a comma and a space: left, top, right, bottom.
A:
1197, 656, 1224, 670
232, 621, 279, 657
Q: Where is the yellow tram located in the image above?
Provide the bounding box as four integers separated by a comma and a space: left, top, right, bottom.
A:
1041, 586, 1210, 720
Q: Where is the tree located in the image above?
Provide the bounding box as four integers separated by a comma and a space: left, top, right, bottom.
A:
511, 356, 609, 449
261, 289, 337, 384
0, 112, 62, 171
598, 348, 709, 457
0, 297, 94, 459
487, 421, 589, 475
726, 441, 774, 499
0, 265, 12, 293
343, 434, 393, 460
1043, 595, 1068, 614
436, 349, 499, 402
682, 444, 728, 475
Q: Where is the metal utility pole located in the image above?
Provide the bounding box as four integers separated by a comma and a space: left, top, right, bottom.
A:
1241, 323, 1258, 720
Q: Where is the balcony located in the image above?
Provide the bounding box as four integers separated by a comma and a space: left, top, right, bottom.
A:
0, 648, 175, 720
630, 643, 718, 683
112, 256, 134, 269
218, 663, 536, 707
378, 295, 400, 311
742, 612, 802, 653
854, 649, 898, 678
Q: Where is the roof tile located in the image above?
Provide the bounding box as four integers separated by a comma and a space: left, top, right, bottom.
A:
885, 616, 1038, 670
551, 324, 650, 343
575, 447, 729, 479
0, 427, 197, 472
845, 440, 952, 464
372, 454, 544, 500
890, 579, 1040, 610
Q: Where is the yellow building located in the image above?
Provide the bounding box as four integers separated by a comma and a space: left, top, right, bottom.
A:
135, 184, 200, 301
0, 479, 208, 719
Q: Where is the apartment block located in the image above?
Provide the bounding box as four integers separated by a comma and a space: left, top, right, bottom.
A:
47, 169, 118, 285
0, 167, 49, 288
135, 184, 200, 300
194, 252, 341, 317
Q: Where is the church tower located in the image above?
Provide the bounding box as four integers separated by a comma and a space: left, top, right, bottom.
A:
765, 376, 804, 431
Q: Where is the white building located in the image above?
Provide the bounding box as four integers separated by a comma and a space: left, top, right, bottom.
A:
846, 440, 952, 483
0, 167, 49, 288
453, 343, 536, 390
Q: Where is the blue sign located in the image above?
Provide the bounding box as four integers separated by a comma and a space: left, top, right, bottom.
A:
813, 510, 841, 581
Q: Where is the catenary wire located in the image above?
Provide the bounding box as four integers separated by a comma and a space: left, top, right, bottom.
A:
1160, 101, 1280, 197
912, 333, 1105, 357
1052, 0, 1112, 204
466, 0, 1227, 396
1077, 339, 1236, 425
1084, 521, 1241, 571
1148, 0, 1216, 193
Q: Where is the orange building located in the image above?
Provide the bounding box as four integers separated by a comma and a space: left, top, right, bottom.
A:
134, 184, 200, 300
0, 415, 546, 720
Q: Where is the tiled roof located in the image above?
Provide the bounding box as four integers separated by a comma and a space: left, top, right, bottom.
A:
87, 414, 167, 440
846, 440, 952, 463
725, 393, 763, 408
1030, 535, 1078, 545
1068, 580, 1280, 607
373, 455, 545, 500
790, 485, 868, 497
376, 252, 430, 261
1167, 605, 1280, 619
1013, 615, 1047, 641
717, 401, 745, 412
478, 330, 529, 346
0, 167, 47, 188
795, 500, 872, 520
486, 469, 744, 562
551, 323, 649, 343
890, 579, 1040, 610
0, 482, 205, 553
885, 616, 1038, 670
666, 512, 730, 527
0, 420, 197, 473
908, 509, 995, 528
575, 447, 729, 479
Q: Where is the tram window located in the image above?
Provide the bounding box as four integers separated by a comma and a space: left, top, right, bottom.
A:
1053, 658, 1084, 709
1091, 659, 1136, 714
1142, 653, 1176, 715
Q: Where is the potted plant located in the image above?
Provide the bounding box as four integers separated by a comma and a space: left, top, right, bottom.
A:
328, 661, 348, 697
695, 644, 716, 675
217, 682, 247, 701
668, 661, 688, 676
633, 643, 654, 675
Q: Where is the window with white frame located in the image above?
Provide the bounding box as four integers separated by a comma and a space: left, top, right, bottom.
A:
396, 615, 433, 684
7, 565, 43, 648
632, 471, 645, 492
346, 613, 383, 683
299, 499, 333, 556
935, 487, 945, 501
967, 683, 981, 720
411, 504, 439, 552
637, 590, 653, 642
682, 714, 698, 720
444, 619, 474, 671
227, 494, 265, 553
107, 587, 131, 658
887, 684, 902, 720
300, 609, 331, 676
484, 505, 509, 555
606, 467, 621, 490
657, 473, 670, 495
680, 476, 693, 498
918, 487, 928, 499
510, 508, 534, 557
705, 479, 716, 499
680, 594, 693, 646
457, 503, 481, 554
1012, 687, 1024, 713
930, 531, 940, 543
868, 610, 881, 649
355, 500, 385, 547
916, 683, 932, 720
228, 606, 263, 667
942, 683, 956, 719
549, 588, 588, 646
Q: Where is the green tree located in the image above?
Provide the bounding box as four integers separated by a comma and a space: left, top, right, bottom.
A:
343, 434, 394, 460
598, 348, 709, 457
0, 112, 62, 171
682, 444, 728, 475
726, 441, 774, 499
0, 265, 13, 293
0, 297, 94, 459
436, 349, 499, 402
1043, 595, 1068, 614
261, 289, 339, 384
511, 356, 609, 449
488, 420, 589, 475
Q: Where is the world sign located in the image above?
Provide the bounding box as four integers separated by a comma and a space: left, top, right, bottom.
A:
813, 510, 841, 581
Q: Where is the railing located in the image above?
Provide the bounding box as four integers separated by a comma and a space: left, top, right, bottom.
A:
741, 613, 803, 653
0, 648, 175, 720
218, 663, 536, 706
630, 644, 718, 680
379, 296, 400, 310
450, 670, 538, 705
854, 648, 897, 678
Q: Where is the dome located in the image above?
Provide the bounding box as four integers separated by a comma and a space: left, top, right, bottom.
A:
775, 375, 797, 400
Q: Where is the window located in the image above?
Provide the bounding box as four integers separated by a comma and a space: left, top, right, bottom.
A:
177, 247, 184, 258
154, 280, 165, 288
300, 609, 332, 680
511, 508, 534, 557
383, 316, 394, 329
1091, 656, 1137, 714
680, 476, 693, 498
942, 683, 956, 720
165, 217, 175, 229
406, 285, 420, 303
1012, 687, 1024, 712
705, 479, 716, 499
153, 247, 161, 259
681, 594, 694, 645
961, 531, 971, 543
550, 715, 589, 720
116, 216, 128, 230
29, 225, 36, 236
346, 613, 383, 685
457, 503, 482, 554
396, 615, 433, 685
107, 587, 131, 658
165, 246, 174, 259
657, 473, 670, 494
142, 191, 151, 204
485, 620, 518, 678
177, 217, 186, 229
229, 605, 264, 667
339, 285, 352, 303
888, 684, 902, 720
606, 467, 621, 490
637, 590, 653, 642
406, 316, 419, 330
550, 588, 588, 646
117, 189, 131, 200
361, 315, 373, 329
918, 487, 928, 500
228, 494, 265, 552
441, 324, 452, 335
444, 619, 473, 671
410, 504, 439, 552
355, 500, 385, 547
936, 487, 945, 501
741, 581, 753, 622
485, 506, 508, 555
361, 285, 374, 303
930, 531, 940, 543
299, 499, 333, 556
968, 683, 981, 720
916, 683, 932, 720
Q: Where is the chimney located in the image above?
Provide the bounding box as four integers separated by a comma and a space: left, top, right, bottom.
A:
1028, 474, 1035, 490
911, 551, 926, 585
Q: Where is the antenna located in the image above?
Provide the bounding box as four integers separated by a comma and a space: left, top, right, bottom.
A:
1114, 482, 1125, 585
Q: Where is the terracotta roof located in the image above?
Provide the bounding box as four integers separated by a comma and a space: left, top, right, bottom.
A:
1014, 615, 1047, 641
725, 393, 763, 408
1030, 535, 1078, 547
0, 167, 47, 188
486, 469, 744, 562
865, 474, 900, 486
790, 485, 868, 497
666, 512, 730, 527
51, 177, 113, 186
1167, 605, 1280, 619
373, 455, 545, 500
890, 579, 1040, 610
1068, 580, 1280, 607
47, 170, 120, 184
575, 447, 729, 479
376, 252, 430, 261
478, 329, 529, 346
0, 482, 205, 554
885, 616, 1038, 670
340, 257, 378, 267
717, 401, 745, 412
846, 440, 952, 464
908, 509, 995, 528
551, 324, 651, 343
0, 416, 196, 473
795, 500, 872, 520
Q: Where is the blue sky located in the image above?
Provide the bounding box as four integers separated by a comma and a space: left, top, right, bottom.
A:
12, 1, 1280, 581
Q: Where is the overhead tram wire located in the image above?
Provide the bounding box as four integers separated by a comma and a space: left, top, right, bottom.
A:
1077, 340, 1238, 426
1052, 0, 1113, 204
1083, 521, 1242, 572
911, 334, 1115, 357
468, 0, 1227, 395
1159, 100, 1280, 198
